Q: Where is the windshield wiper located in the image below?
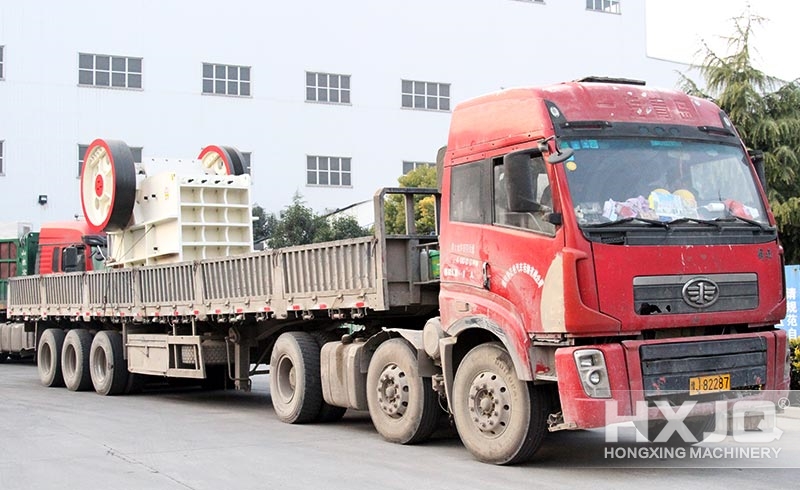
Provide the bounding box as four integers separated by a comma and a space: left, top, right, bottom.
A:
714, 215, 773, 231
668, 217, 723, 230
584, 217, 670, 228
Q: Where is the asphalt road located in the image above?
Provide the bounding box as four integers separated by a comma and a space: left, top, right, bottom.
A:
0, 362, 797, 490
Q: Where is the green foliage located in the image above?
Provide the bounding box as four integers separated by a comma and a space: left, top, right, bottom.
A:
384, 165, 438, 235
790, 337, 800, 391
252, 193, 370, 249
680, 10, 800, 261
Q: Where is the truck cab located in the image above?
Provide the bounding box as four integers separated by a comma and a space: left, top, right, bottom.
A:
36, 221, 107, 274
436, 78, 788, 460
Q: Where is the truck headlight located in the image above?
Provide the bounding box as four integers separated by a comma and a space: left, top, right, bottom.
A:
574, 349, 611, 398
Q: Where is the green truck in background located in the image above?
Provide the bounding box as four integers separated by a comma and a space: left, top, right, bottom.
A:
0, 223, 39, 360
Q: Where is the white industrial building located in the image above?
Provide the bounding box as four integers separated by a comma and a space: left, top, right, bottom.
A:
0, 0, 685, 228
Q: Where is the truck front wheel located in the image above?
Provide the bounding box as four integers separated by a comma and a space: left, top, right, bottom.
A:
269, 331, 323, 424
38, 328, 66, 387
62, 329, 93, 391
452, 342, 547, 465
90, 331, 128, 396
366, 338, 439, 444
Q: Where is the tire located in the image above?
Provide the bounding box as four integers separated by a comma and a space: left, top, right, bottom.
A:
62, 329, 93, 391
312, 331, 347, 423
90, 331, 129, 396
452, 342, 547, 465
634, 415, 716, 445
366, 338, 439, 445
38, 328, 66, 387
269, 332, 323, 424
80, 139, 137, 233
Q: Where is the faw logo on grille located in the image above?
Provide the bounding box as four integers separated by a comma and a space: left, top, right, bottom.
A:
681, 277, 720, 308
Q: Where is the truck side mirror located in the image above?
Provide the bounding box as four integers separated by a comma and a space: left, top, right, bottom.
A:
748, 149, 767, 194
503, 149, 543, 213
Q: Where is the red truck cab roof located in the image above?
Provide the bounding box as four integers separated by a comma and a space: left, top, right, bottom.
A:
446, 79, 728, 166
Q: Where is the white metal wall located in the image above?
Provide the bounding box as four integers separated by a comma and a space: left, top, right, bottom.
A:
0, 0, 685, 228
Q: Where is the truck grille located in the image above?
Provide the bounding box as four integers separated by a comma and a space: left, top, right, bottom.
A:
633, 273, 758, 315
640, 337, 767, 400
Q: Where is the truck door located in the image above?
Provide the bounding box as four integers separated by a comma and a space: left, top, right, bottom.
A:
484, 152, 565, 333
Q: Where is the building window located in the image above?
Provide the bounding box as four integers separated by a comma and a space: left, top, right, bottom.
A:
402, 161, 434, 174
78, 53, 142, 89
306, 72, 351, 104
306, 155, 351, 187
0, 46, 4, 80
586, 0, 620, 13
78, 144, 142, 177
0, 140, 4, 176
202, 63, 251, 96
401, 80, 450, 111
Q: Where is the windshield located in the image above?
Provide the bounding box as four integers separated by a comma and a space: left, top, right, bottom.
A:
561, 138, 768, 226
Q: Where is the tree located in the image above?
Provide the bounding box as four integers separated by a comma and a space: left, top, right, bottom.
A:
384, 165, 438, 235
253, 193, 370, 249
680, 10, 800, 262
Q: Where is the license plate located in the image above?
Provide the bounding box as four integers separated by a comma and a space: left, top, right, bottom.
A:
689, 373, 731, 395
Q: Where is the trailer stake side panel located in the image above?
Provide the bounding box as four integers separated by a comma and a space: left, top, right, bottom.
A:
280, 237, 378, 312
6, 189, 441, 321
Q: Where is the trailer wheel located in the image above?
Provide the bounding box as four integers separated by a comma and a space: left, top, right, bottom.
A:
198, 145, 246, 176
90, 331, 128, 396
62, 329, 93, 391
452, 342, 547, 465
366, 338, 439, 444
80, 139, 137, 233
38, 328, 66, 387
634, 415, 716, 445
312, 331, 347, 423
269, 332, 323, 424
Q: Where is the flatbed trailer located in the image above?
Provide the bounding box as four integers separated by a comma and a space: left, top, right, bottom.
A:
8, 187, 440, 388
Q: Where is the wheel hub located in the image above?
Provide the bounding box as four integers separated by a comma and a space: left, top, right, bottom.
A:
276, 355, 296, 402
376, 363, 409, 418
468, 371, 511, 436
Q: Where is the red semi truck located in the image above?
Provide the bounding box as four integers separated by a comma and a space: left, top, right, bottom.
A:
0, 221, 105, 360
7, 77, 790, 464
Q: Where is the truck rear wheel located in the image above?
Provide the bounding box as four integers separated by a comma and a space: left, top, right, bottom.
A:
90, 331, 128, 396
366, 338, 439, 445
38, 328, 66, 387
452, 342, 547, 465
269, 331, 323, 424
62, 329, 93, 391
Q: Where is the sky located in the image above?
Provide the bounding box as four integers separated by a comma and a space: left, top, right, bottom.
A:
646, 0, 800, 82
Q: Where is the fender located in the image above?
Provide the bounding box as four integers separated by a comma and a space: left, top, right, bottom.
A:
359, 329, 439, 377
447, 314, 534, 380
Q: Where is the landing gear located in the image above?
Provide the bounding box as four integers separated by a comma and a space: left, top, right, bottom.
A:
452, 342, 547, 465
366, 339, 439, 444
